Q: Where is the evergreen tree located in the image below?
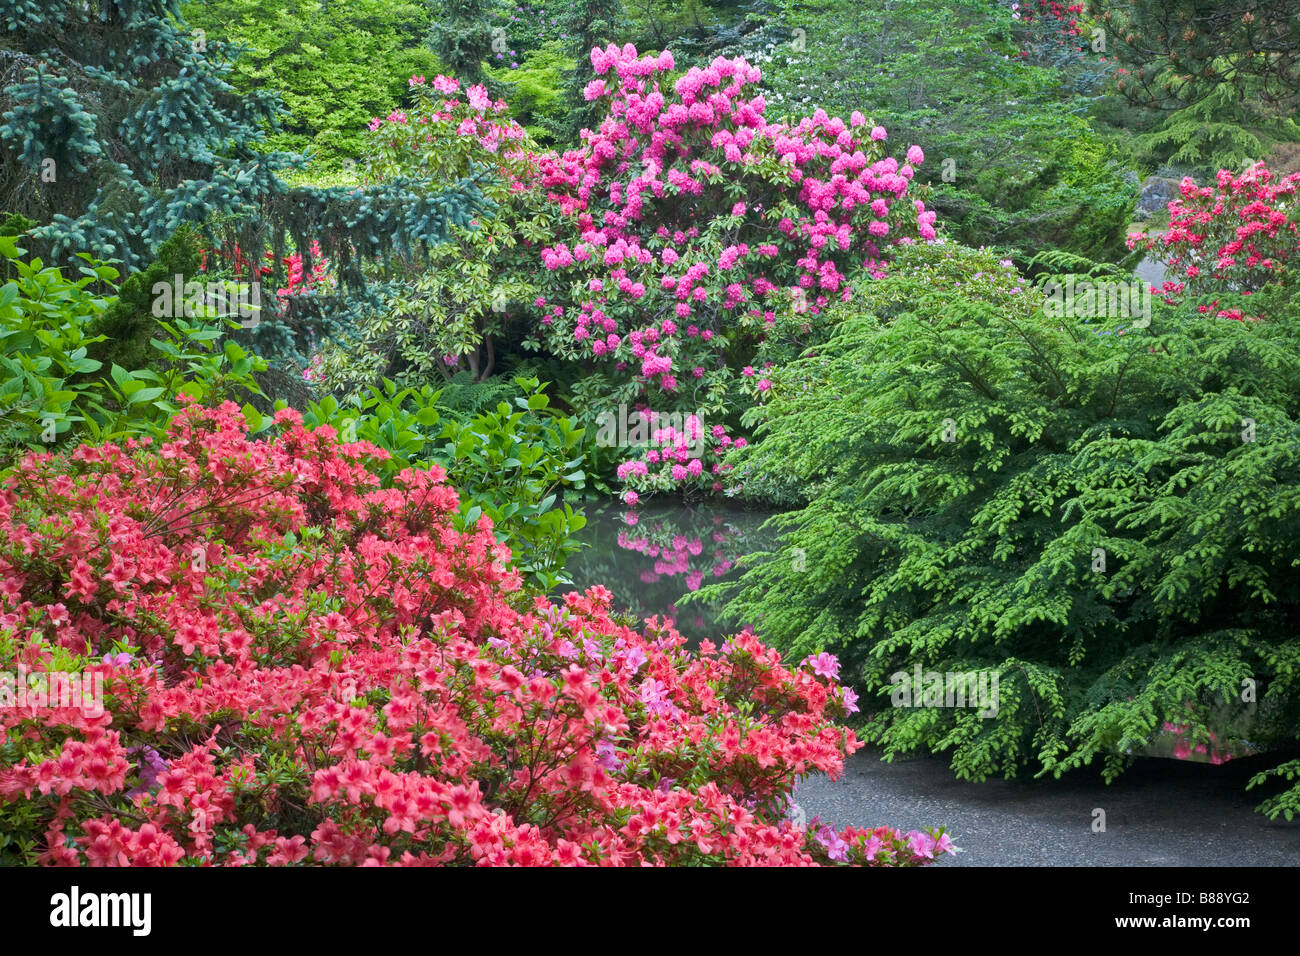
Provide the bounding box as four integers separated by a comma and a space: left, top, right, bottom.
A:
428, 0, 496, 88
1092, 0, 1300, 110
556, 0, 627, 143
702, 241, 1300, 815
1092, 0, 1300, 172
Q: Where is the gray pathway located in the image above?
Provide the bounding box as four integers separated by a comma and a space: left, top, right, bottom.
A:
795, 748, 1300, 866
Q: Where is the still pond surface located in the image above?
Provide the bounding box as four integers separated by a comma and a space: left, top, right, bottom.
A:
560, 498, 1264, 765
560, 500, 778, 645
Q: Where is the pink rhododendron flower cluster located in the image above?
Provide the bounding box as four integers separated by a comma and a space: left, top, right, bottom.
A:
1161, 723, 1233, 764
278, 240, 332, 299
1148, 701, 1255, 766
265, 50, 942, 501
526, 44, 938, 497
1128, 162, 1300, 322
0, 405, 952, 867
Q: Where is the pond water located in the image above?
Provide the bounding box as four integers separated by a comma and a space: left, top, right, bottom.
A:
559, 500, 779, 645
560, 498, 1270, 765
1130, 223, 1169, 289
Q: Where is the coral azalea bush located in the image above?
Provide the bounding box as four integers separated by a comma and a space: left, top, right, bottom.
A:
0, 403, 951, 866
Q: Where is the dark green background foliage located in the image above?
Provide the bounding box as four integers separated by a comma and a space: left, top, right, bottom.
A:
429, 0, 496, 88
552, 0, 629, 140
719, 0, 1139, 261
705, 242, 1300, 813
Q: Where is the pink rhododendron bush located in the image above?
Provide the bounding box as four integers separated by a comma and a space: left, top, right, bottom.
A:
307, 47, 945, 501
0, 404, 952, 866
529, 45, 938, 497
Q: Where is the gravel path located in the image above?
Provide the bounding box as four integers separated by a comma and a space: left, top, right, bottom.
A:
794, 748, 1300, 866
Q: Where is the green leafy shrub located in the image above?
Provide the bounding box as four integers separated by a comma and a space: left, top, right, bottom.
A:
704, 240, 1300, 814
83, 227, 204, 374
0, 239, 266, 469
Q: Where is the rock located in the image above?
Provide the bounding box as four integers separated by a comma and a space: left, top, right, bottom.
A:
1134, 176, 1180, 221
